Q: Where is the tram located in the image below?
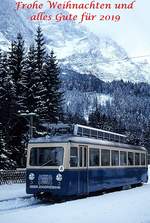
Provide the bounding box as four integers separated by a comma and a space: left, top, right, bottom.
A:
26, 124, 148, 198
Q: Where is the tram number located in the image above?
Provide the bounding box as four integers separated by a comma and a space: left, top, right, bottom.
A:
100, 15, 120, 22
59, 165, 64, 172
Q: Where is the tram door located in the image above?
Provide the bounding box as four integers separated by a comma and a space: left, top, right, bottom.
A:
78, 145, 89, 195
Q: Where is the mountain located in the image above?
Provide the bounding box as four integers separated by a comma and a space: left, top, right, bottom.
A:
0, 0, 35, 45
0, 0, 150, 83
1, 0, 150, 152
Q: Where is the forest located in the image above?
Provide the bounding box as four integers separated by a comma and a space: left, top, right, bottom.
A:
63, 70, 150, 150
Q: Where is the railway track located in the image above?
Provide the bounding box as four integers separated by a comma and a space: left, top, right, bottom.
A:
0, 193, 80, 213
0, 195, 33, 203
0, 195, 45, 213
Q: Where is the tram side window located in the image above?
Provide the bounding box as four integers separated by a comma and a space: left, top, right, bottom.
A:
83, 128, 90, 137
70, 147, 78, 167
120, 151, 127, 166
84, 147, 87, 167
98, 131, 103, 139
135, 153, 140, 165
110, 134, 114, 141
101, 149, 110, 166
111, 150, 119, 166
79, 148, 83, 167
77, 127, 82, 136
128, 152, 134, 166
104, 133, 109, 140
141, 153, 146, 166
115, 136, 119, 142
89, 148, 99, 166
91, 130, 97, 138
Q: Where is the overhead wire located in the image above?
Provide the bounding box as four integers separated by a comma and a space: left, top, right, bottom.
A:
59, 54, 150, 64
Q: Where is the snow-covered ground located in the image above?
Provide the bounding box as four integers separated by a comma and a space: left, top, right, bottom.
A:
1, 167, 150, 223
0, 184, 26, 201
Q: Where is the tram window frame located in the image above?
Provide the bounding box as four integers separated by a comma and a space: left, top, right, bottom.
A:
115, 135, 119, 142
111, 150, 119, 166
120, 151, 127, 166
101, 149, 110, 166
83, 128, 90, 137
120, 137, 125, 143
30, 147, 64, 167
110, 134, 114, 141
135, 153, 140, 166
98, 131, 103, 139
122, 137, 126, 143
128, 152, 134, 166
104, 133, 109, 140
70, 147, 78, 167
77, 127, 83, 136
141, 153, 146, 166
79, 147, 83, 167
91, 130, 97, 138
84, 147, 87, 167
89, 148, 100, 167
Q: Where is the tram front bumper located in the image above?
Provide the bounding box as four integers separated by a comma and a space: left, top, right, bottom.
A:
26, 169, 62, 194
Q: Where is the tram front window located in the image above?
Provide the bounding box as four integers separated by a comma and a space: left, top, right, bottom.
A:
30, 147, 64, 166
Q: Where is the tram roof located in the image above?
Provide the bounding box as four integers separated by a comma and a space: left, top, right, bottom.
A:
29, 135, 146, 152
75, 124, 126, 137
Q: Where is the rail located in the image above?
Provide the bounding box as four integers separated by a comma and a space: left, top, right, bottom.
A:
0, 169, 26, 185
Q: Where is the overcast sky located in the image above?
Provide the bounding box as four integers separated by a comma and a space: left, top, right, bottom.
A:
87, 0, 150, 58
21, 0, 150, 59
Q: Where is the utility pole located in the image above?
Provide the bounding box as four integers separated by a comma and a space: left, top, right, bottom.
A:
19, 112, 38, 139
0, 123, 2, 140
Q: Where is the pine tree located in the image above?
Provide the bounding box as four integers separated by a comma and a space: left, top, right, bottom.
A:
0, 123, 15, 170
0, 53, 18, 124
0, 125, 7, 169
35, 26, 46, 71
34, 26, 47, 117
88, 107, 125, 134
63, 112, 87, 125
22, 44, 38, 112
140, 121, 150, 148
42, 51, 63, 122
0, 53, 17, 168
0, 53, 10, 169
8, 33, 26, 112
7, 34, 28, 168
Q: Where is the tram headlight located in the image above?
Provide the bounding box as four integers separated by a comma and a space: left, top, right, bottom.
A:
56, 174, 62, 182
29, 173, 35, 181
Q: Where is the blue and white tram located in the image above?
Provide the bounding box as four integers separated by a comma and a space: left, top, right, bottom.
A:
26, 124, 148, 198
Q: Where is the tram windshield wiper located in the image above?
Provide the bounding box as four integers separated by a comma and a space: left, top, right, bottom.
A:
40, 159, 54, 166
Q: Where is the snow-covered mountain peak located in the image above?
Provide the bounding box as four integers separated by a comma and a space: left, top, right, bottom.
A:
0, 0, 150, 83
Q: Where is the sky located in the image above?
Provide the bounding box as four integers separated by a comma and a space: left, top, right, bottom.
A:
19, 0, 150, 59
87, 0, 150, 59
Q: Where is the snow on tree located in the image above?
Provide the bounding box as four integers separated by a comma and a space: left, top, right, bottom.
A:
21, 44, 38, 113
35, 26, 46, 71
42, 51, 63, 122
5, 34, 28, 168
34, 26, 47, 117
8, 33, 26, 112
0, 53, 18, 168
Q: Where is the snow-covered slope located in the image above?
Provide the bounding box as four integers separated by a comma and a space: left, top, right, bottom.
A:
60, 36, 148, 83
0, 0, 150, 83
64, 90, 112, 120
0, 0, 35, 43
